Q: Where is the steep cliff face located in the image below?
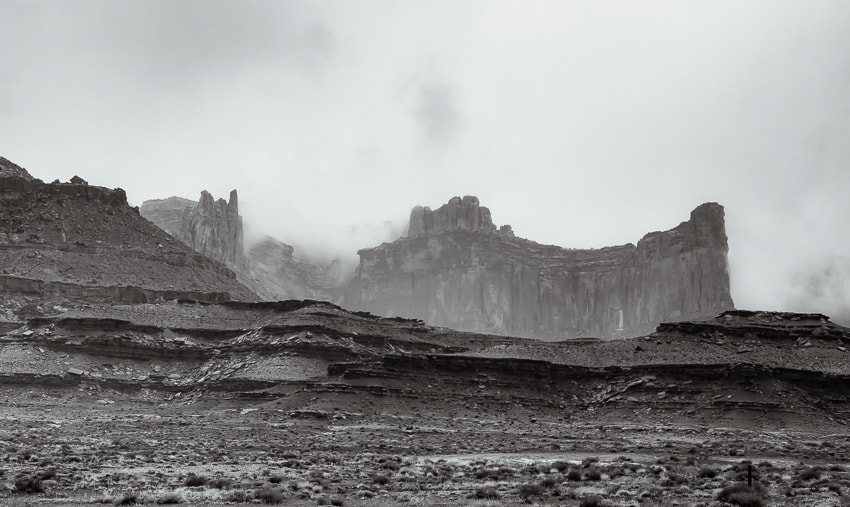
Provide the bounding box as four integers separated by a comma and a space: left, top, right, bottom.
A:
142, 193, 341, 300
344, 197, 734, 339
141, 190, 246, 272
136, 196, 195, 237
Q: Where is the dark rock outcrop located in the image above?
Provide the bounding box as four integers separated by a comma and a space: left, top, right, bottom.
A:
342, 197, 734, 339
0, 157, 256, 320
0, 157, 34, 180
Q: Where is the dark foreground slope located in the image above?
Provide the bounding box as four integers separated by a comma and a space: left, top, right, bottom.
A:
0, 166, 256, 327
2, 302, 849, 505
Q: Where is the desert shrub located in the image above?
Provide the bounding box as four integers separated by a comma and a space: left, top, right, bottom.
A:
665, 472, 688, 486
257, 486, 285, 504
582, 456, 600, 467
799, 468, 822, 481
38, 468, 57, 480
156, 493, 183, 504
540, 477, 556, 489
567, 469, 582, 481
14, 475, 44, 494
184, 474, 207, 487
579, 495, 606, 507
717, 482, 766, 507
380, 460, 401, 471
521, 464, 540, 475
518, 483, 543, 499
552, 461, 570, 472
373, 474, 390, 485
474, 486, 498, 499
497, 466, 514, 478
605, 465, 626, 479
209, 477, 232, 489
585, 467, 602, 481
733, 468, 761, 482
224, 490, 248, 502
699, 466, 718, 478
115, 493, 137, 505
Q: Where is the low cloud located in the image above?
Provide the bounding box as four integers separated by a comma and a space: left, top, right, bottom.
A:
413, 82, 460, 146
786, 256, 850, 324
1, 1, 848, 318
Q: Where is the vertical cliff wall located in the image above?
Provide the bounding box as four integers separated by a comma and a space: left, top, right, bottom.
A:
343, 197, 734, 339
141, 193, 340, 301
141, 191, 246, 273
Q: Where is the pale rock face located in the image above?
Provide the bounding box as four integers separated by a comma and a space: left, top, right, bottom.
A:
141, 191, 246, 272
138, 196, 196, 238
343, 198, 735, 340
142, 192, 340, 300
245, 236, 331, 300
407, 195, 498, 238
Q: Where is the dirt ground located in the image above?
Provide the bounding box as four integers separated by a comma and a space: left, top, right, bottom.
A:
2, 384, 850, 506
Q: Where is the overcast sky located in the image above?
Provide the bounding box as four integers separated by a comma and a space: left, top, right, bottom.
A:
2, 0, 849, 319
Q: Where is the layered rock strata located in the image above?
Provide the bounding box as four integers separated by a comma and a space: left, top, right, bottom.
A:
344, 197, 734, 339
2, 305, 848, 425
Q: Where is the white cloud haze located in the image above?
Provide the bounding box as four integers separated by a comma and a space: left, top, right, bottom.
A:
1, 0, 849, 320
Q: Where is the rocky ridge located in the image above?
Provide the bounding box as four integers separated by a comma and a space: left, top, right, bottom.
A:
0, 162, 256, 325
0, 156, 35, 180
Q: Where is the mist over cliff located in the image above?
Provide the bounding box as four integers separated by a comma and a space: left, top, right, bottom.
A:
340, 196, 734, 339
